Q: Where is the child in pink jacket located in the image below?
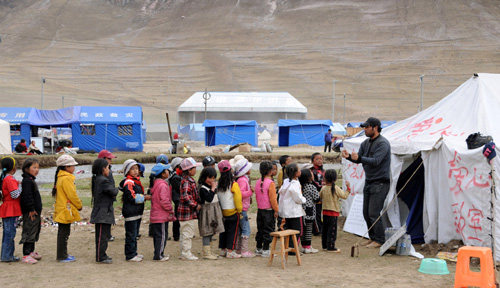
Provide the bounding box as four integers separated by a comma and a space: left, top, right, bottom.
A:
150, 163, 176, 261
234, 158, 255, 257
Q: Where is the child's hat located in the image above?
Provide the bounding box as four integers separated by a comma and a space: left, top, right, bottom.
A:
170, 157, 183, 169
151, 163, 171, 176
234, 158, 252, 178
229, 154, 245, 167
218, 160, 231, 173
180, 157, 201, 171
202, 156, 217, 167
56, 155, 78, 167
122, 159, 138, 175
156, 154, 169, 164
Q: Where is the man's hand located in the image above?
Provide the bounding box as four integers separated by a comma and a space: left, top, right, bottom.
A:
351, 152, 359, 161
29, 211, 37, 221
341, 149, 349, 158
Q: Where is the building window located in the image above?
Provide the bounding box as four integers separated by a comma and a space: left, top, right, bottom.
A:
80, 124, 95, 136
118, 125, 133, 136
10, 124, 21, 136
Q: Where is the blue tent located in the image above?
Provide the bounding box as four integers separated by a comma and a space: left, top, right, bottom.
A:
278, 119, 333, 147
381, 120, 396, 128
0, 107, 33, 149
203, 120, 257, 146
330, 123, 347, 136
189, 123, 205, 141
72, 106, 143, 152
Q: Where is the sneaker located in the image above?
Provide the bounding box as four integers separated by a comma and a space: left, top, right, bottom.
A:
30, 252, 42, 260
22, 255, 38, 264
67, 255, 76, 261
109, 236, 115, 242
98, 258, 113, 264
226, 251, 241, 259
137, 254, 144, 259
327, 248, 341, 253
106, 256, 113, 261
299, 247, 306, 253
219, 249, 227, 257
255, 248, 263, 256
127, 256, 143, 262
59, 256, 76, 263
304, 247, 319, 254
159, 255, 170, 262
241, 251, 255, 258
181, 254, 198, 261
261, 250, 271, 258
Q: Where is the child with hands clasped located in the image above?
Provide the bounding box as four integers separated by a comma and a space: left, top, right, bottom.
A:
90, 158, 118, 264
149, 163, 176, 262
119, 159, 151, 262
19, 158, 43, 264
254, 161, 278, 257
278, 163, 306, 252
178, 157, 201, 261
53, 155, 83, 262
217, 160, 243, 259
320, 169, 351, 253
0, 157, 22, 262
198, 167, 224, 260
234, 158, 255, 257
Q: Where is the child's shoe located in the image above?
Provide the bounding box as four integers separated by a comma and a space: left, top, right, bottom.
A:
127, 255, 143, 262
219, 249, 227, 257
22, 255, 37, 264
304, 247, 319, 254
327, 248, 341, 253
181, 254, 198, 261
261, 250, 271, 258
30, 252, 42, 260
136, 254, 144, 259
241, 251, 255, 258
226, 250, 241, 259
59, 256, 76, 263
255, 248, 263, 256
202, 246, 218, 260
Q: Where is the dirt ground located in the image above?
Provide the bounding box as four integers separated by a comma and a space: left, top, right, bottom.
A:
0, 211, 461, 288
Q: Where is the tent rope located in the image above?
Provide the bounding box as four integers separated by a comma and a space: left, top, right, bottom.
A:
352, 136, 443, 247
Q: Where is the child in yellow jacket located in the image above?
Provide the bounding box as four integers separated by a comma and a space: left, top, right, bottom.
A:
52, 155, 82, 262
319, 169, 350, 253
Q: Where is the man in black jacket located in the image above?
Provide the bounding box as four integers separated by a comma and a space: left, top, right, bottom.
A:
342, 117, 391, 248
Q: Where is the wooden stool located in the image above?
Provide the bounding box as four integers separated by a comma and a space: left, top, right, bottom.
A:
268, 229, 302, 269
454, 246, 496, 288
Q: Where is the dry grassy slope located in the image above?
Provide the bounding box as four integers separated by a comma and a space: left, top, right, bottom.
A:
0, 0, 500, 125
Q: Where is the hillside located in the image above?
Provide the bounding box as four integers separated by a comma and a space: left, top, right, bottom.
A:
1, 0, 499, 125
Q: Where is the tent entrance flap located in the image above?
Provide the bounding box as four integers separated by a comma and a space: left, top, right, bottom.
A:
396, 157, 425, 243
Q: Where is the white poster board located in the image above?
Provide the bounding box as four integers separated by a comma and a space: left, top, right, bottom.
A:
343, 193, 369, 237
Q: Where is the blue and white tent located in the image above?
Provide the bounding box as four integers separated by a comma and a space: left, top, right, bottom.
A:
278, 119, 333, 147
0, 107, 33, 149
189, 123, 205, 141
330, 123, 347, 136
203, 120, 257, 147
72, 106, 143, 152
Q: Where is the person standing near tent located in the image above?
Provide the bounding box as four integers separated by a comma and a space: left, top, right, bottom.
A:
341, 117, 391, 249
324, 129, 333, 153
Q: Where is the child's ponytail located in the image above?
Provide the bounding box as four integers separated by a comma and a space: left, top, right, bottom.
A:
285, 163, 299, 181
0, 157, 16, 202
324, 169, 337, 196
52, 166, 64, 197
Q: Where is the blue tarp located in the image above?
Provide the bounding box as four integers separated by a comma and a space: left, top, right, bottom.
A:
381, 120, 396, 128
278, 119, 333, 147
203, 120, 257, 146
29, 106, 81, 126
189, 123, 205, 141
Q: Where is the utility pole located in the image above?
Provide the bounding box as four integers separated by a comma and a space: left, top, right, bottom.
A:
203, 88, 211, 121
41, 77, 45, 109
343, 93, 346, 125
62, 96, 64, 108
419, 75, 425, 112
332, 79, 336, 122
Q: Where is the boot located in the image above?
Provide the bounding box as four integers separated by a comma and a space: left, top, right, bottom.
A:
235, 236, 242, 254
202, 246, 217, 260
240, 236, 255, 258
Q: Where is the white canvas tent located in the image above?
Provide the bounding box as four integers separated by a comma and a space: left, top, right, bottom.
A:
342, 73, 500, 259
0, 119, 12, 154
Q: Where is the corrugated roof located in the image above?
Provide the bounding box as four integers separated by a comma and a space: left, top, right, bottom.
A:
178, 92, 307, 113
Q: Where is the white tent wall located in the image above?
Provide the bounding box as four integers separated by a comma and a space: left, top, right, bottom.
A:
342, 73, 500, 260
0, 119, 12, 154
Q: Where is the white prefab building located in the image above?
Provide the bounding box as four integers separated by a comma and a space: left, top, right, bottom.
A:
177, 92, 307, 125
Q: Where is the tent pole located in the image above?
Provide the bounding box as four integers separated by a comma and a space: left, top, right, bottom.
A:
105, 124, 107, 150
